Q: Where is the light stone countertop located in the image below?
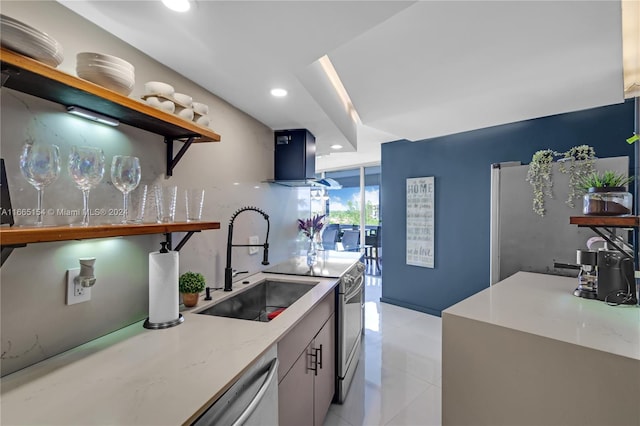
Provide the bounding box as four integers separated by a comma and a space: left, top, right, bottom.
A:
443, 271, 640, 361
0, 271, 341, 425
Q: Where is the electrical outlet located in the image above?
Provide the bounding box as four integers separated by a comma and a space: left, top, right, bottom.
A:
249, 236, 259, 255
66, 268, 91, 305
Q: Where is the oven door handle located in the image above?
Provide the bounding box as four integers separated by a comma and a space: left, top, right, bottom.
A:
344, 274, 364, 301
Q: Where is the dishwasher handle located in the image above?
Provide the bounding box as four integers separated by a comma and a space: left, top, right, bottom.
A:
231, 357, 279, 426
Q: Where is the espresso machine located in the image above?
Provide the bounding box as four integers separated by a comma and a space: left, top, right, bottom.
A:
574, 249, 598, 299
596, 250, 637, 305
561, 248, 637, 305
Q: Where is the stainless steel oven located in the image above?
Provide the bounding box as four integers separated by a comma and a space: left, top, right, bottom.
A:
336, 261, 365, 403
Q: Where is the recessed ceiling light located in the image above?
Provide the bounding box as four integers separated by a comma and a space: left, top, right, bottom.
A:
270, 88, 288, 97
162, 0, 191, 12
331, 144, 343, 150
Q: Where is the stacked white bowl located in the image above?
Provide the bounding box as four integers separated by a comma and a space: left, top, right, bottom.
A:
172, 93, 194, 121
76, 52, 135, 96
144, 81, 176, 113
192, 101, 211, 127
142, 84, 211, 127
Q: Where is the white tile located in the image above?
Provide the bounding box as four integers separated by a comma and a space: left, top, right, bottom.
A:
385, 384, 442, 426
381, 325, 442, 362
330, 362, 432, 426
323, 407, 353, 426
324, 273, 443, 426
380, 340, 441, 386
377, 302, 428, 329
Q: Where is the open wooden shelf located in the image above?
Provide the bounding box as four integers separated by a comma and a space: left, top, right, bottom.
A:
569, 216, 640, 228
0, 221, 220, 246
0, 48, 221, 143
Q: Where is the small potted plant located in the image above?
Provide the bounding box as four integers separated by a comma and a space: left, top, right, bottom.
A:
179, 271, 206, 307
580, 171, 634, 216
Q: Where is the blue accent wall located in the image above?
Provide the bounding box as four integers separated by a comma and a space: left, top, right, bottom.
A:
380, 99, 636, 316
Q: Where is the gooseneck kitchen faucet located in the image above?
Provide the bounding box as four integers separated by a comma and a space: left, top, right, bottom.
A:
225, 206, 270, 291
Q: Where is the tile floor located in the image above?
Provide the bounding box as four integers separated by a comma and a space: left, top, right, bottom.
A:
324, 274, 442, 426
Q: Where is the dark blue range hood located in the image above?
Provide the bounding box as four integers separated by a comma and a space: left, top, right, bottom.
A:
269, 128, 341, 188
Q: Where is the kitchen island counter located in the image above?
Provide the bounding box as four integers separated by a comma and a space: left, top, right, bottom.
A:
442, 271, 640, 426
0, 269, 344, 425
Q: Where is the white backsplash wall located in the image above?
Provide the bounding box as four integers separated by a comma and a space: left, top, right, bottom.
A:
0, 1, 311, 376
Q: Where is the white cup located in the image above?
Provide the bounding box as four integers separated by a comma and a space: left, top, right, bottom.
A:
154, 185, 177, 223
185, 188, 205, 222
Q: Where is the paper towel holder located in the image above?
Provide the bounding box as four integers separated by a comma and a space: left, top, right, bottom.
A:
143, 314, 184, 330
143, 243, 184, 330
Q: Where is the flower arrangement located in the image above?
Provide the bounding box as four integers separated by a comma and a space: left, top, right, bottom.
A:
298, 214, 325, 239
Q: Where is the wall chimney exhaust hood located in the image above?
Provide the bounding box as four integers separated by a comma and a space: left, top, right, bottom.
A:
267, 129, 341, 189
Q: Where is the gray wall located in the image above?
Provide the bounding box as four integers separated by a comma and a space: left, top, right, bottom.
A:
380, 99, 636, 316
0, 1, 310, 376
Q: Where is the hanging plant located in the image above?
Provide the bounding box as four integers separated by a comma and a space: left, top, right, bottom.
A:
526, 149, 555, 216
558, 145, 596, 208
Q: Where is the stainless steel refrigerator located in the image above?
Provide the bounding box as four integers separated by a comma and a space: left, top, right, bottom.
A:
489, 156, 630, 284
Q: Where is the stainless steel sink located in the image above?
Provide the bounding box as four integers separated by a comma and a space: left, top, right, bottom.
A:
197, 280, 316, 322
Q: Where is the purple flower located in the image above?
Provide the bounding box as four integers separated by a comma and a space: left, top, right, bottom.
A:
298, 214, 325, 239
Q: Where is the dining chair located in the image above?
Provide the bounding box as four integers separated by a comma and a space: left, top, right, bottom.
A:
321, 224, 340, 250
341, 229, 360, 251
364, 226, 381, 273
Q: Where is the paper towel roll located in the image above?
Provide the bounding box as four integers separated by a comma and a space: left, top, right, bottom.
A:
149, 250, 179, 324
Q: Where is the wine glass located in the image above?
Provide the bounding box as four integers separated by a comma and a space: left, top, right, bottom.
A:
110, 155, 141, 224
68, 146, 105, 226
19, 143, 61, 226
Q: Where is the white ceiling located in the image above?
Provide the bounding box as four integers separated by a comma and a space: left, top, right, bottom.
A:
58, 0, 626, 169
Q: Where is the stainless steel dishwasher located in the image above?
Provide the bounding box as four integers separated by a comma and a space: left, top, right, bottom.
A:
192, 346, 278, 426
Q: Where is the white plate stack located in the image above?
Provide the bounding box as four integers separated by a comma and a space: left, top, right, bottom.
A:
76, 52, 135, 96
0, 14, 64, 67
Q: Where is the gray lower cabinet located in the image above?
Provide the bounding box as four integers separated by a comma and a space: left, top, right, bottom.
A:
278, 292, 336, 426
312, 313, 335, 426
278, 343, 314, 425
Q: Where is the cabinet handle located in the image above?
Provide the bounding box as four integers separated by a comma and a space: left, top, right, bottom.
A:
317, 344, 323, 369
308, 348, 318, 376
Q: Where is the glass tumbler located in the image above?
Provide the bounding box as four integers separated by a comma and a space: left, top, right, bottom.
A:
154, 185, 177, 223
185, 188, 205, 222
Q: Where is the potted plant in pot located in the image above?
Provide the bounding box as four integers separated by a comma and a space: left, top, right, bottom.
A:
580, 171, 634, 216
179, 271, 206, 307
